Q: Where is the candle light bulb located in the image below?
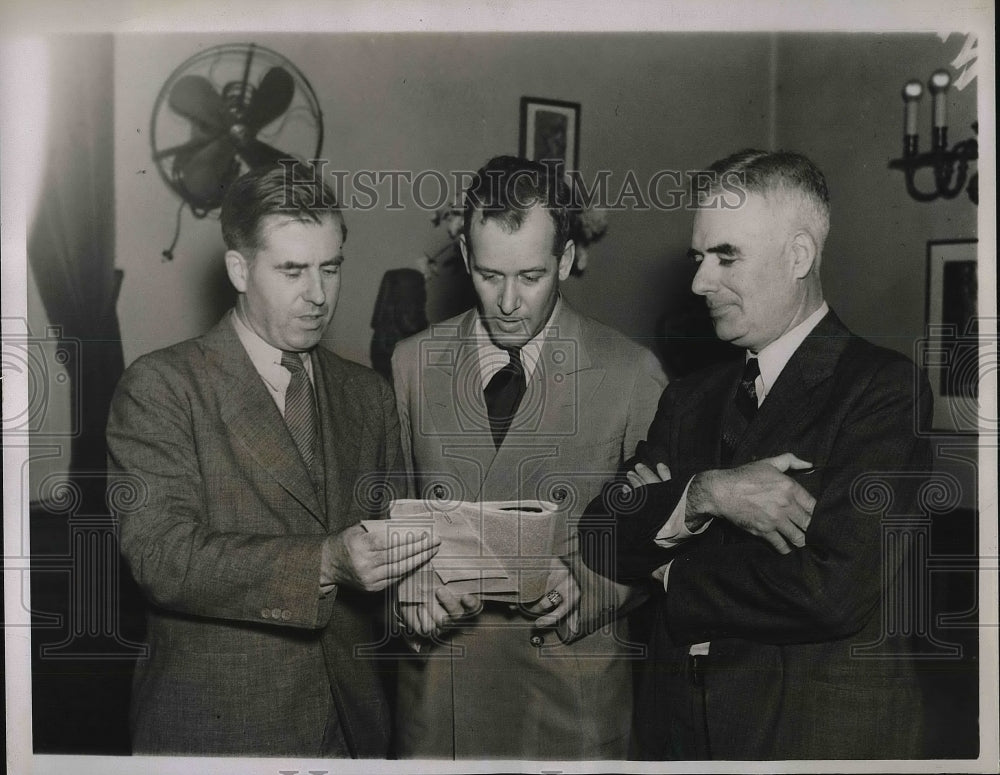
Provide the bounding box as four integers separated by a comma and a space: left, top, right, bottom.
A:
929, 68, 950, 131
903, 80, 923, 139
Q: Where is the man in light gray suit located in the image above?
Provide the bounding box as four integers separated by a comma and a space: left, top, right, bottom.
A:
107, 163, 438, 756
391, 156, 667, 758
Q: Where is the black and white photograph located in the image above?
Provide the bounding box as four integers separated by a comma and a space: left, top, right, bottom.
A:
2, 2, 996, 774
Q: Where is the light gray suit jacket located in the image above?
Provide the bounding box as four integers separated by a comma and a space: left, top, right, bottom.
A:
390, 302, 666, 759
106, 313, 402, 756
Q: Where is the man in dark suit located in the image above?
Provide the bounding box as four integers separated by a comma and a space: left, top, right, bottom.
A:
106, 163, 438, 756
581, 149, 933, 760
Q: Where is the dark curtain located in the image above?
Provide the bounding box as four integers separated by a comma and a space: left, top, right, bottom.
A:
27, 35, 123, 511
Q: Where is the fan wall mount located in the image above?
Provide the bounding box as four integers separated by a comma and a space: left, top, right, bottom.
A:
150, 43, 324, 232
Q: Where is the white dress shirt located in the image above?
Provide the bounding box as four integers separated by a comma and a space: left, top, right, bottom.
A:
473, 297, 562, 387
231, 307, 315, 415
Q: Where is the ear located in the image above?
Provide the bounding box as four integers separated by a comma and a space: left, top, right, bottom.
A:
557, 240, 576, 281
225, 249, 251, 293
458, 233, 472, 274
789, 230, 817, 280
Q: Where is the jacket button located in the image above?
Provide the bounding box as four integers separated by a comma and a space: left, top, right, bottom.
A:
432, 484, 446, 499
530, 634, 544, 647
552, 486, 567, 502
260, 608, 270, 619
271, 607, 283, 619
281, 609, 292, 621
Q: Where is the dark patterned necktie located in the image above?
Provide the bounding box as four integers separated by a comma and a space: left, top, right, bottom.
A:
281, 351, 318, 467
721, 356, 760, 464
483, 348, 526, 449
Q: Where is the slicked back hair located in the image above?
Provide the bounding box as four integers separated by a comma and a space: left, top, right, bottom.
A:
221, 161, 345, 256
707, 149, 830, 251
462, 155, 574, 257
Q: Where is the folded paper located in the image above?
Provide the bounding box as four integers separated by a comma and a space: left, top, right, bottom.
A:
363, 499, 564, 603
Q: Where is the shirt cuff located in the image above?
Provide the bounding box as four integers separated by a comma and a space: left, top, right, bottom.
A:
653, 477, 712, 547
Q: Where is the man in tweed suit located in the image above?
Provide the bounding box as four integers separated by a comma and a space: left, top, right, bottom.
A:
107, 163, 438, 756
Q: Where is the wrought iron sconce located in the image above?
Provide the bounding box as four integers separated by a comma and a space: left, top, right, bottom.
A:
889, 69, 978, 204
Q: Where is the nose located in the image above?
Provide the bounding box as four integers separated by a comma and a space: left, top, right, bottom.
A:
302, 270, 326, 306
691, 258, 715, 297
497, 277, 520, 315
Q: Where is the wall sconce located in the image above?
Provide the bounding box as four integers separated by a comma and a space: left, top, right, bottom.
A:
889, 68, 978, 204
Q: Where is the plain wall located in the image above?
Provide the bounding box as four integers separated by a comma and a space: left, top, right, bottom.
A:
113, 32, 775, 365
774, 33, 980, 508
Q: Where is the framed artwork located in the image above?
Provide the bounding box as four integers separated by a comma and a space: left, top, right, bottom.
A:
519, 97, 580, 173
924, 239, 979, 432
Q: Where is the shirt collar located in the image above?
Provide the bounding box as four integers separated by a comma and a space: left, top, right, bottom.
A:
231, 307, 313, 395
751, 301, 829, 401
475, 296, 562, 386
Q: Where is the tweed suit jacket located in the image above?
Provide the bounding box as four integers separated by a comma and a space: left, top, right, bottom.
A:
581, 310, 934, 759
390, 302, 666, 759
106, 312, 402, 757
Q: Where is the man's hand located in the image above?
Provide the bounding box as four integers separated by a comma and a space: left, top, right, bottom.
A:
687, 453, 817, 554
398, 587, 481, 639
524, 559, 582, 630
321, 524, 440, 592
625, 462, 672, 491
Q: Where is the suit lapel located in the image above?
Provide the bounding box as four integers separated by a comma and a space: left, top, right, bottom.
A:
731, 310, 851, 463
313, 351, 362, 532
674, 359, 741, 467
423, 313, 485, 437
207, 315, 326, 526
491, 305, 604, 488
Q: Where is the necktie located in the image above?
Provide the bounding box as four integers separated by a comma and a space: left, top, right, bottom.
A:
281, 351, 318, 467
483, 348, 526, 449
720, 356, 760, 464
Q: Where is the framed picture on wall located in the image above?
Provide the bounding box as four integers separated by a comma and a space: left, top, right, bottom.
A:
519, 97, 580, 174
923, 239, 979, 433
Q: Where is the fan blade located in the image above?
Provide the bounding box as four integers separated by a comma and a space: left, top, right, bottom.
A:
235, 138, 294, 169
175, 136, 239, 205
153, 131, 224, 162
169, 75, 229, 131
242, 67, 295, 131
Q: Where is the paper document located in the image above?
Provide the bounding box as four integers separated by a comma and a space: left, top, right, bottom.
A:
362, 499, 564, 603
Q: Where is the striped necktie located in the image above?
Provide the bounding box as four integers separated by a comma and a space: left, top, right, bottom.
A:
280, 351, 318, 467
721, 356, 760, 464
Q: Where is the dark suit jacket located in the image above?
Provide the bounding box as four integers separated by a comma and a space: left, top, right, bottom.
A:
581, 310, 933, 759
106, 313, 402, 756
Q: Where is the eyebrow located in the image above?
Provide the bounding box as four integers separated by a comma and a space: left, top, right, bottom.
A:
688, 243, 739, 260
275, 255, 344, 270
474, 263, 547, 275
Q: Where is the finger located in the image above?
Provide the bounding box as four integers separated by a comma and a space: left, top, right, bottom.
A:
631, 463, 661, 486
762, 530, 794, 555
459, 593, 481, 614
656, 463, 672, 481
791, 484, 817, 516
436, 586, 478, 619
378, 534, 440, 568
625, 473, 641, 490
416, 604, 437, 638
380, 544, 440, 582
766, 452, 813, 472
777, 520, 808, 549
370, 529, 438, 554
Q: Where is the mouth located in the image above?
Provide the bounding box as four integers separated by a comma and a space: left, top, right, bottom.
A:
492, 318, 525, 331
297, 312, 327, 327
706, 303, 734, 317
